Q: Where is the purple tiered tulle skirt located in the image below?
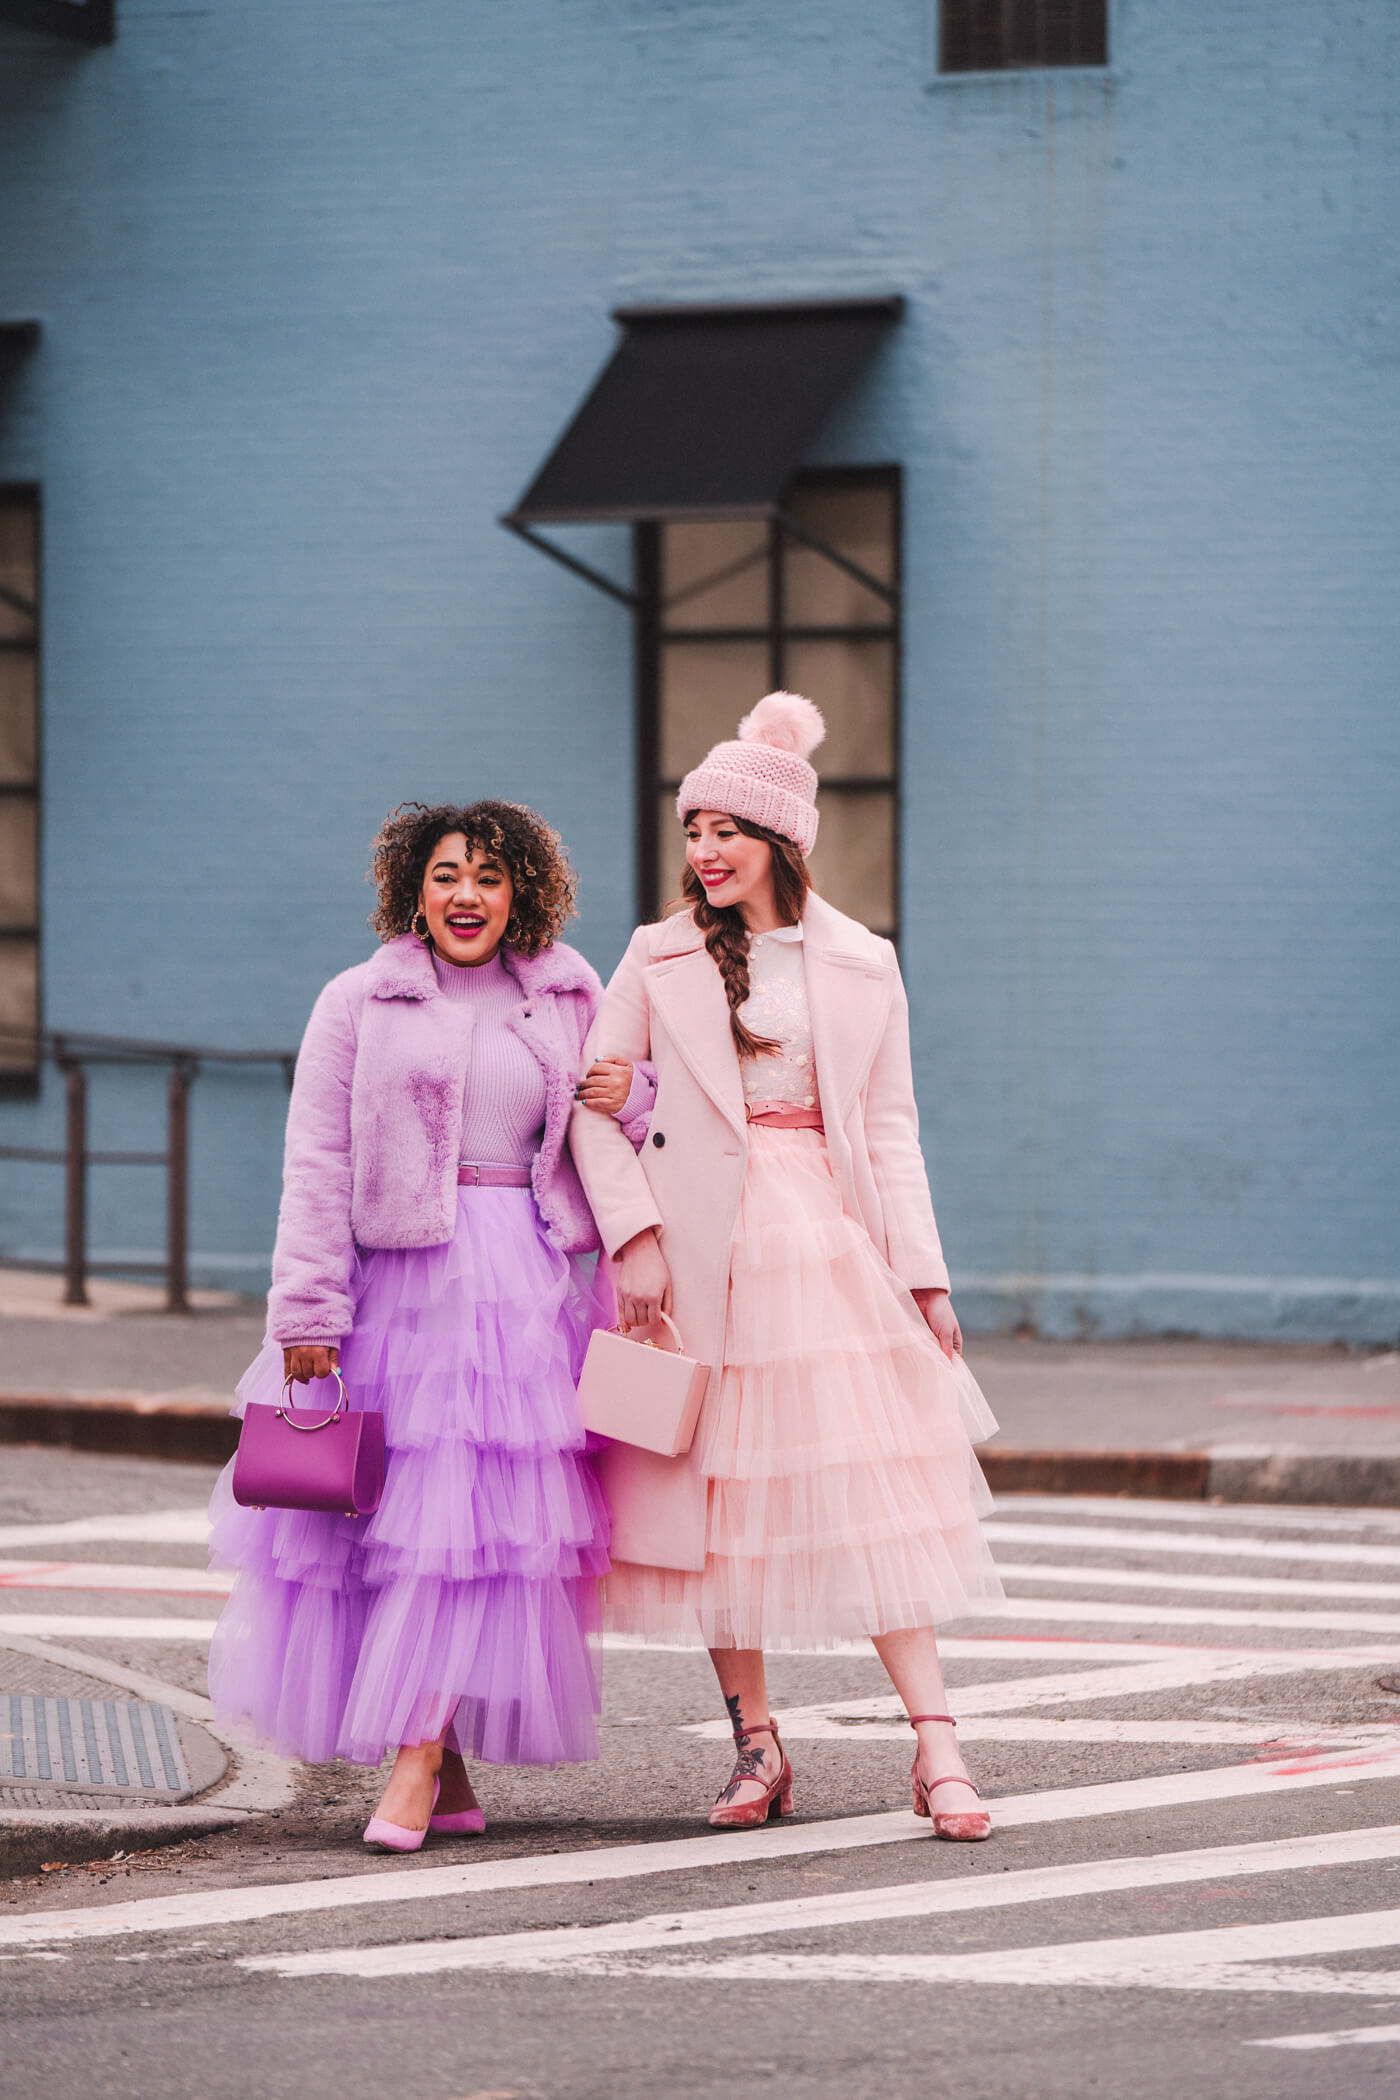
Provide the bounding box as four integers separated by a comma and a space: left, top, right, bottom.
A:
206, 1187, 612, 1768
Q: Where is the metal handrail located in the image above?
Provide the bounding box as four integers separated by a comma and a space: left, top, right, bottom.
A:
0, 1024, 295, 1312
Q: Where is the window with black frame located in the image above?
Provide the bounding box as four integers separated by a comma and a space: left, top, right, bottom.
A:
938, 0, 1107, 73
0, 488, 39, 1085
640, 468, 900, 940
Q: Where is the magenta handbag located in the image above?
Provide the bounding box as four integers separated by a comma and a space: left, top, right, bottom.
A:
231, 1369, 385, 1517
575, 1311, 709, 1459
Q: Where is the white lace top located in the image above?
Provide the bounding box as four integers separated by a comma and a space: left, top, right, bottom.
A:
738, 923, 820, 1114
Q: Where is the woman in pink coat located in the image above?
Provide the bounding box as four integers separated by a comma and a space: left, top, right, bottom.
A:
208, 801, 651, 1849
570, 697, 1005, 1840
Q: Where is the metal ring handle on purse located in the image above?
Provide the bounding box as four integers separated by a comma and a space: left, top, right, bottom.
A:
617, 1309, 686, 1355
277, 1366, 348, 1431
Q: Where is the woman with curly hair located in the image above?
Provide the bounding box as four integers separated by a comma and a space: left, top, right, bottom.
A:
207, 801, 651, 1848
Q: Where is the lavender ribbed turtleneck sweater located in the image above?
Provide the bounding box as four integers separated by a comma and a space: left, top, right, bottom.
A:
431, 949, 547, 1169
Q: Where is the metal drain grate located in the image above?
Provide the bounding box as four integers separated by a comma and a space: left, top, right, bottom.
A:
1, 1695, 189, 1794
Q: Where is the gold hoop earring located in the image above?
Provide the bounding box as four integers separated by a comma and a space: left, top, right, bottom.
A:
411, 910, 431, 943
505, 913, 523, 948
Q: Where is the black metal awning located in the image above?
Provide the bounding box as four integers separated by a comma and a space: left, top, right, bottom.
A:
0, 322, 40, 389
502, 297, 903, 605
0, 0, 113, 40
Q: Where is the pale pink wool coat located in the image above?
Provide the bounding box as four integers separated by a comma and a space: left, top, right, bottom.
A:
569, 892, 950, 1570
266, 932, 630, 1346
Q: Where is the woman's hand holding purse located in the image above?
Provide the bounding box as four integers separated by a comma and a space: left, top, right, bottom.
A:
283, 1344, 341, 1384
614, 1227, 672, 1333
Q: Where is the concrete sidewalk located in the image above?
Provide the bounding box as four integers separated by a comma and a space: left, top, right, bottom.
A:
3, 1267, 1399, 1505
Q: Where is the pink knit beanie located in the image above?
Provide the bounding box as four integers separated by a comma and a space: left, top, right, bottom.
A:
676, 692, 826, 857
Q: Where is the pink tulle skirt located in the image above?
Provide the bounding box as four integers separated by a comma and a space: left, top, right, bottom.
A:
605, 1127, 1005, 1650
206, 1188, 612, 1768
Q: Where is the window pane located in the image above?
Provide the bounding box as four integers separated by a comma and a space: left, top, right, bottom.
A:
0, 654, 37, 785
0, 936, 38, 1073
782, 480, 894, 630
807, 790, 896, 936
0, 793, 38, 925
940, 0, 1106, 72
0, 501, 37, 646
660, 639, 771, 783
662, 519, 769, 631
783, 638, 894, 778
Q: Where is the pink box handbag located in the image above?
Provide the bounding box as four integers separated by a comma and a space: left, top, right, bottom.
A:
232, 1369, 385, 1517
575, 1311, 709, 1458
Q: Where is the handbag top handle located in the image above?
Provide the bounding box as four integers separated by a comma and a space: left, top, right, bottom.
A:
620, 1308, 687, 1356
277, 1366, 349, 1431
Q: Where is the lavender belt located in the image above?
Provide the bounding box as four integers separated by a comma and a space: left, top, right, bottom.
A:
457, 1163, 533, 1187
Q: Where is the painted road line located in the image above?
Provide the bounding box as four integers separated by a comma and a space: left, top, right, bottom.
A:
984, 1597, 1400, 1634
984, 1520, 1400, 1569
651, 1914, 1400, 1994
1250, 2023, 1400, 2050
998, 1562, 1400, 1603
0, 1615, 220, 1640
10, 1741, 1400, 1952
683, 1708, 1400, 1748
238, 1825, 1400, 1981
0, 1511, 210, 1551
992, 1498, 1400, 1537
0, 1562, 233, 1596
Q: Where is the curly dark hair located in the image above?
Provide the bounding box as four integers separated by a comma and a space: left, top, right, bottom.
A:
368, 800, 578, 957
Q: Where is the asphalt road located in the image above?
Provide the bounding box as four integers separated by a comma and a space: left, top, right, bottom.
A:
4, 1447, 1400, 2098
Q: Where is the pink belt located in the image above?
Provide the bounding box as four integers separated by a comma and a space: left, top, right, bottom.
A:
457, 1164, 533, 1187
745, 1106, 825, 1132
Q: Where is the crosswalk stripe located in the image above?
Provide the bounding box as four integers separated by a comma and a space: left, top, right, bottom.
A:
0, 1615, 220, 1640
0, 1563, 233, 1596
985, 1519, 1400, 1568
986, 1596, 1400, 1634
8, 1740, 1400, 1952
237, 1825, 1400, 1980
1250, 2022, 1400, 2050
998, 1562, 1400, 1603
642, 1919, 1400, 1994
995, 1496, 1400, 1537
0, 1511, 210, 1551
685, 1709, 1400, 1748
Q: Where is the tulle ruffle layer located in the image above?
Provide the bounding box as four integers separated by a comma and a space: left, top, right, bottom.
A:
606, 1127, 1005, 1650
207, 1187, 611, 1767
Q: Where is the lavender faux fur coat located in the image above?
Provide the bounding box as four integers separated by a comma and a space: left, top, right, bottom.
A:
265, 933, 636, 1346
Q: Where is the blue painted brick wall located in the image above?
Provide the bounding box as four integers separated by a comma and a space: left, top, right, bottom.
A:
0, 0, 1395, 1336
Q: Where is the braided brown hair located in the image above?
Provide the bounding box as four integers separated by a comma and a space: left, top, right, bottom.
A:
678, 816, 812, 1057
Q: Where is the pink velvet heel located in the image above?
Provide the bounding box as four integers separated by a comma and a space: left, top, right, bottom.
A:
363, 1776, 440, 1853
707, 1719, 795, 1830
908, 1713, 991, 1842
428, 1806, 487, 1837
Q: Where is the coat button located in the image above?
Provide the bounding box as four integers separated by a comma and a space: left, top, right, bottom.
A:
652, 1131, 665, 1148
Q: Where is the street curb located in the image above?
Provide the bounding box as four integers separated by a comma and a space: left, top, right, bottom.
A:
0, 1807, 249, 1879
981, 1444, 1400, 1507
0, 1392, 237, 1462
6, 1395, 1400, 1508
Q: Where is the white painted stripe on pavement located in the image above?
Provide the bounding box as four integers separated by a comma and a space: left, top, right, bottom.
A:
0, 1562, 232, 1596
238, 1826, 1400, 1980
0, 1615, 219, 1640
688, 1709, 1400, 1748
988, 1596, 1400, 1634
985, 1519, 1400, 1569
995, 1497, 1400, 1537
0, 1511, 210, 1550
653, 1914, 1400, 1993
1251, 2023, 1400, 2050
10, 1740, 1400, 1951
999, 1562, 1400, 1603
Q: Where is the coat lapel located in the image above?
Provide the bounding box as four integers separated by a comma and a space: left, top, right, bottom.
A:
802, 895, 893, 1122
645, 924, 748, 1138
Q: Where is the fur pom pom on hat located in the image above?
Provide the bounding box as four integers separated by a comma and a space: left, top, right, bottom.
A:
676, 692, 825, 856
